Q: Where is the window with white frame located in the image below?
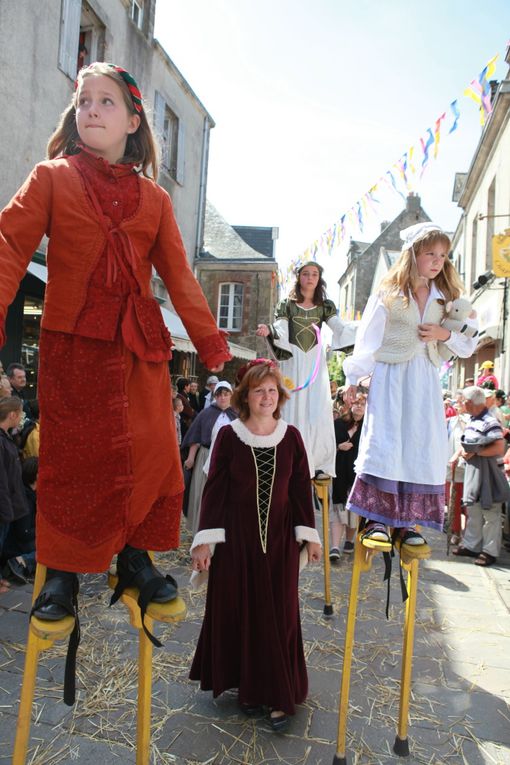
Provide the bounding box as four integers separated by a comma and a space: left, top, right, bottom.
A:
59, 0, 82, 79
131, 0, 144, 29
154, 91, 185, 183
59, 0, 106, 80
78, 3, 106, 72
218, 283, 244, 332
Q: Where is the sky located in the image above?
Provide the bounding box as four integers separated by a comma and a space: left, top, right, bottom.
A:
154, 1, 510, 295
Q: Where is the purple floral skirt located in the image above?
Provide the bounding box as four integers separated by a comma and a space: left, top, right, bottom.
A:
347, 473, 445, 531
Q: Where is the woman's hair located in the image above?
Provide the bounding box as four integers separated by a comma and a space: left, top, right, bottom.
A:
177, 377, 190, 392
22, 456, 39, 486
47, 62, 160, 180
0, 395, 23, 420
288, 263, 328, 305
379, 230, 463, 306
232, 363, 290, 421
341, 394, 367, 428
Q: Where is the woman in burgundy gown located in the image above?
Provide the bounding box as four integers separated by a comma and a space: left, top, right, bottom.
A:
190, 359, 321, 730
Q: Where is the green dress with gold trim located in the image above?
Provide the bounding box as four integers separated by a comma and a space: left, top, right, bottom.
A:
267, 298, 354, 477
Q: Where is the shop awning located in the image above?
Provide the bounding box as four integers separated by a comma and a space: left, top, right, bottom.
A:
160, 307, 195, 353
26, 262, 255, 360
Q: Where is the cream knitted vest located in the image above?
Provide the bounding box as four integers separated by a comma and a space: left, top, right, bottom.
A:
374, 296, 445, 366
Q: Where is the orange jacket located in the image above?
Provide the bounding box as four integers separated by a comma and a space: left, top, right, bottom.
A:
0, 158, 230, 368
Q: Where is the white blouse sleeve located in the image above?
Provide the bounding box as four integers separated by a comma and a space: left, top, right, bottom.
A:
342, 294, 388, 386
443, 316, 479, 359
326, 314, 358, 350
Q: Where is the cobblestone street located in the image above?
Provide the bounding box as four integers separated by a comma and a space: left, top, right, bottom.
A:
1, 522, 510, 765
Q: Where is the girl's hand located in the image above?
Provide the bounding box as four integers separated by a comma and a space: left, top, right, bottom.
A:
306, 542, 322, 563
184, 456, 195, 470
418, 323, 451, 342
344, 385, 358, 405
209, 363, 224, 373
191, 544, 211, 572
256, 324, 270, 337
338, 441, 354, 451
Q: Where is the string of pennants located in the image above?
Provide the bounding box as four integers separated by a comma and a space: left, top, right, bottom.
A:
278, 52, 500, 291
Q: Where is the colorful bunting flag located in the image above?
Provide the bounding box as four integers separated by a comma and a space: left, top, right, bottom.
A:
448, 100, 460, 133
278, 51, 502, 295
433, 112, 446, 158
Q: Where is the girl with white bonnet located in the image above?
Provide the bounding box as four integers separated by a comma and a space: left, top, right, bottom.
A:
343, 222, 478, 557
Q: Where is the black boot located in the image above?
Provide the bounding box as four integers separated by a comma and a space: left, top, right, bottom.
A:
115, 546, 178, 602
31, 569, 80, 706
32, 569, 79, 621
110, 546, 178, 647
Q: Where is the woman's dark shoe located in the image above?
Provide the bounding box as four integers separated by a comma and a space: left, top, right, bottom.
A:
239, 702, 262, 716
452, 546, 478, 558
268, 709, 289, 731
32, 570, 79, 621
5, 557, 29, 584
474, 551, 496, 567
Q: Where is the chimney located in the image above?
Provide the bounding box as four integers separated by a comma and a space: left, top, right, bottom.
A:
406, 192, 421, 213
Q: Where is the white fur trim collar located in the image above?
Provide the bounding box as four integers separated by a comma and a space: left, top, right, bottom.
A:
231, 418, 288, 447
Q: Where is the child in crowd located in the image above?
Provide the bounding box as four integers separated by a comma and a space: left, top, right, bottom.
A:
343, 222, 478, 557
173, 396, 184, 446
0, 63, 230, 647
329, 393, 366, 560
2, 456, 38, 583
0, 397, 28, 591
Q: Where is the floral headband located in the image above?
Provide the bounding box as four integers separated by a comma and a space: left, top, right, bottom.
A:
76, 63, 144, 114
235, 358, 277, 385
294, 260, 324, 277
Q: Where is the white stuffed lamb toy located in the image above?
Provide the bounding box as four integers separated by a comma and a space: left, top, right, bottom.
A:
439, 297, 478, 361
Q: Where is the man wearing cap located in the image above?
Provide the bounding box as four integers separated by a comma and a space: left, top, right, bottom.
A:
453, 386, 508, 566
199, 375, 219, 411
477, 361, 499, 389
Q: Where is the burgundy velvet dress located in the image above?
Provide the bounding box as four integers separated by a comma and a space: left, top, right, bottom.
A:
189, 418, 320, 716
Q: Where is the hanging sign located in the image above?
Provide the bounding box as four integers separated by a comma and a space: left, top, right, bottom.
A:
492, 229, 510, 277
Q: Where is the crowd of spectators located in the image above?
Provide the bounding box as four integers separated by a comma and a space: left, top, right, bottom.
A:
0, 362, 39, 593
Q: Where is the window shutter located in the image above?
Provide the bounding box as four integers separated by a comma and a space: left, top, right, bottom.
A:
153, 91, 166, 166
58, 0, 81, 79
176, 120, 185, 185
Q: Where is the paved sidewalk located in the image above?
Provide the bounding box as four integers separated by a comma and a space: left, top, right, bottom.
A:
1, 524, 510, 765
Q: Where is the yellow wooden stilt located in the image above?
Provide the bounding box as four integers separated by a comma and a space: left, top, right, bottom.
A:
393, 557, 419, 756
107, 565, 186, 765
14, 556, 186, 765
333, 533, 424, 763
13, 564, 75, 765
313, 477, 333, 615
333, 533, 375, 764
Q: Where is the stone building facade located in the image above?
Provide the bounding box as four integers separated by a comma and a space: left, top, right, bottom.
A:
337, 194, 430, 317
195, 202, 279, 380
0, 0, 216, 384
449, 46, 510, 391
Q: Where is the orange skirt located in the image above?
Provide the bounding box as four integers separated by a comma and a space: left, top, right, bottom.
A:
36, 329, 183, 573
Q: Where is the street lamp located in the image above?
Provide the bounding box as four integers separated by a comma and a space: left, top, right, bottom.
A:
472, 270, 494, 290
